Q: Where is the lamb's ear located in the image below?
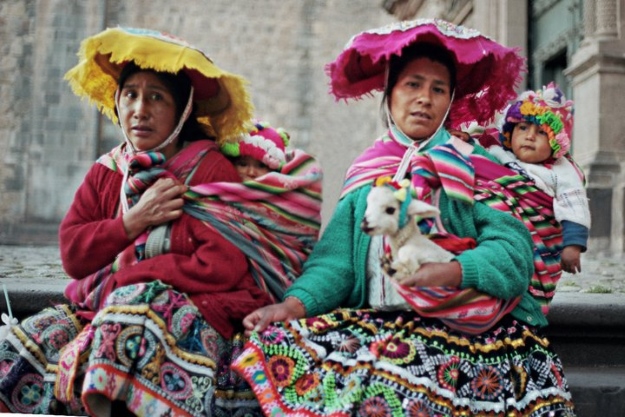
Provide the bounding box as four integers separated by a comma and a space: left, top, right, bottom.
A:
407, 199, 440, 218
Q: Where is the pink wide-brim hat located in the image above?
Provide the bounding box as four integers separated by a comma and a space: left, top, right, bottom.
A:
326, 18, 526, 128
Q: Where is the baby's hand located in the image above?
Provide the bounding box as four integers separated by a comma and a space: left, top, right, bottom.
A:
448, 128, 470, 142
561, 245, 582, 274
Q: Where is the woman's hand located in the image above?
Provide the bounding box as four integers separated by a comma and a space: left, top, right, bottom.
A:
122, 178, 187, 240
242, 297, 306, 336
394, 261, 463, 287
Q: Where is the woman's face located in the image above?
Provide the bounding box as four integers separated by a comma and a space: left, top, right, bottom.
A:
389, 57, 452, 141
117, 71, 178, 157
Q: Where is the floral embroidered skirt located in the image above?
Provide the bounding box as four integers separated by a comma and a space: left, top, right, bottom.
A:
0, 281, 261, 417
232, 309, 576, 417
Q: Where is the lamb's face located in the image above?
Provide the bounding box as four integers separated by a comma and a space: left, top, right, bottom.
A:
361, 186, 401, 236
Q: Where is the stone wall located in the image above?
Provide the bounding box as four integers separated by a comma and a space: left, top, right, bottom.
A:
5, 0, 624, 256
0, 0, 392, 242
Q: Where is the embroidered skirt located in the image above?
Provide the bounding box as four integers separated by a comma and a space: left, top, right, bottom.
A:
0, 281, 261, 417
232, 309, 576, 417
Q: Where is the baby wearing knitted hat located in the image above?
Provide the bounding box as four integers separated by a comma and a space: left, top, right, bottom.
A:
221, 120, 290, 181
482, 82, 590, 274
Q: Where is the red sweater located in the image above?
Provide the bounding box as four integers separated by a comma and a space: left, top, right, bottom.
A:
59, 142, 273, 338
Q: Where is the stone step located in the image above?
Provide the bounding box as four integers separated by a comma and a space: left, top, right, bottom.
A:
567, 366, 625, 417
1, 278, 67, 319
1, 279, 625, 416
546, 292, 625, 367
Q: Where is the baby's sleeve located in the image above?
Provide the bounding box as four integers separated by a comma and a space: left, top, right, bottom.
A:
553, 157, 591, 228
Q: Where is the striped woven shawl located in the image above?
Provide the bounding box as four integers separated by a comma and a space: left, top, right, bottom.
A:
471, 155, 562, 314
183, 148, 323, 301
342, 130, 562, 332
66, 142, 322, 312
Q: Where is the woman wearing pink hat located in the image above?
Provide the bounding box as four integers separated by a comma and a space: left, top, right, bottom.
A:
233, 19, 576, 416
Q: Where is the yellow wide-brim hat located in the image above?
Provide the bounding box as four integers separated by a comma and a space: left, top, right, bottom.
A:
64, 26, 254, 143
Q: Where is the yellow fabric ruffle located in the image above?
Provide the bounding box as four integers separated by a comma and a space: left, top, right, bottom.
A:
64, 27, 254, 144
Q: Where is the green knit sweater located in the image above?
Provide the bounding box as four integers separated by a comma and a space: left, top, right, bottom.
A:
285, 152, 548, 329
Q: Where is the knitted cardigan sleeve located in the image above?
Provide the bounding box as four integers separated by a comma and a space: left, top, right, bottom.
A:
59, 164, 133, 278
442, 194, 547, 327
445, 195, 535, 299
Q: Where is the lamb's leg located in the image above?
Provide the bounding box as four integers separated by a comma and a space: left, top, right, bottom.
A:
390, 246, 421, 281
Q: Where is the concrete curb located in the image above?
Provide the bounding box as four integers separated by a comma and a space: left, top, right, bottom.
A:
546, 292, 625, 367
1, 278, 68, 319
548, 292, 625, 327
566, 366, 625, 417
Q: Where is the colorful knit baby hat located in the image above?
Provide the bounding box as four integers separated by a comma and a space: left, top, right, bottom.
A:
221, 120, 290, 170
500, 82, 574, 159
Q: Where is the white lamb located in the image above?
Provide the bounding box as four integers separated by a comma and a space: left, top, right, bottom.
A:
360, 182, 454, 280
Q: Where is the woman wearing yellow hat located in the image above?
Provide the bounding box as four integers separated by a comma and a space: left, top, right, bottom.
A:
0, 27, 272, 417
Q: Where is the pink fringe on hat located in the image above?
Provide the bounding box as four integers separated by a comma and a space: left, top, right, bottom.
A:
326, 18, 526, 129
